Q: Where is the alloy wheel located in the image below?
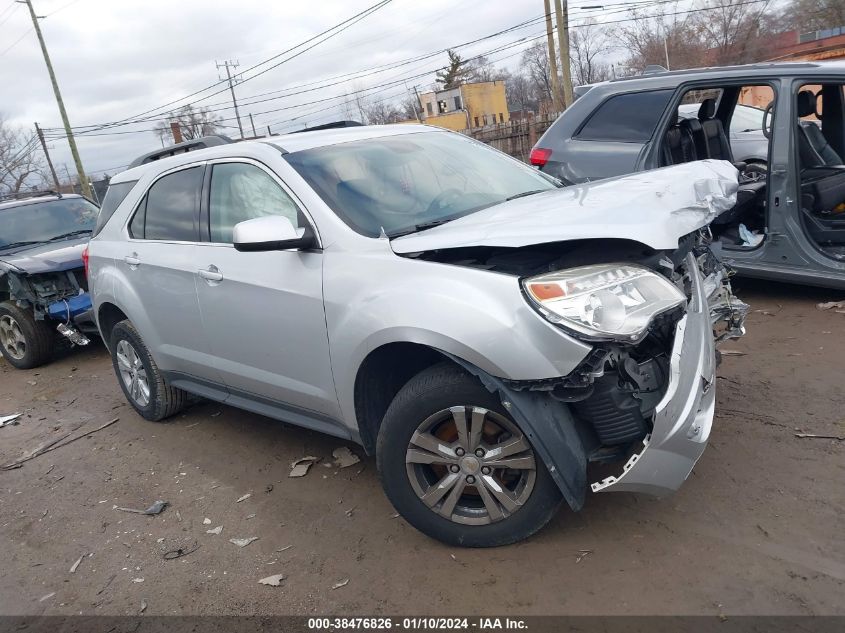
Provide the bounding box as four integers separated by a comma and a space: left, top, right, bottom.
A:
0, 315, 26, 360
116, 339, 150, 407
405, 406, 536, 525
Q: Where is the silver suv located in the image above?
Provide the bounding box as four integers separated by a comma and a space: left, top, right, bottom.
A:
89, 125, 747, 547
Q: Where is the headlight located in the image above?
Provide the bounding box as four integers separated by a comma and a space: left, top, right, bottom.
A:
522, 264, 686, 341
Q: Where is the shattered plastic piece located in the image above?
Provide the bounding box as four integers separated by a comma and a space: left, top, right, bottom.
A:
289, 456, 319, 478
738, 223, 764, 248
246, 513, 256, 520
258, 574, 285, 587
795, 432, 844, 441
69, 554, 84, 574
203, 518, 212, 525
229, 537, 259, 547
719, 350, 746, 357
276, 545, 293, 552
332, 578, 350, 590
56, 323, 90, 346
0, 413, 22, 428
206, 526, 223, 535
39, 592, 56, 602
132, 578, 144, 583
817, 300, 845, 311
139, 600, 147, 614
116, 500, 168, 515
235, 493, 252, 503
332, 447, 361, 468
575, 549, 593, 563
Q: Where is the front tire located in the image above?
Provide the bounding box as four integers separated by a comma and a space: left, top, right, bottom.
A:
0, 301, 54, 369
110, 320, 188, 421
377, 362, 562, 547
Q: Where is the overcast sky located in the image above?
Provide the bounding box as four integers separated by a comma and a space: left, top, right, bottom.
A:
0, 0, 677, 183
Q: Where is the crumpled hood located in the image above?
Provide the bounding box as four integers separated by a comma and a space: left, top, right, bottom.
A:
0, 237, 88, 274
391, 160, 738, 254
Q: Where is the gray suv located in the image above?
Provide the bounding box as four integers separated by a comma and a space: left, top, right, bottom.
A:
89, 125, 746, 546
532, 61, 845, 289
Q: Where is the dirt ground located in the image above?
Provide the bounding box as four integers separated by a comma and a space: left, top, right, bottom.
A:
0, 279, 843, 617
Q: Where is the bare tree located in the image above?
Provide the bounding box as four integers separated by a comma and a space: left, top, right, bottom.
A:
570, 20, 614, 85
503, 70, 537, 115
778, 0, 845, 34
693, 0, 774, 66
0, 116, 47, 197
154, 105, 223, 144
617, 3, 706, 72
362, 99, 404, 125
520, 41, 554, 105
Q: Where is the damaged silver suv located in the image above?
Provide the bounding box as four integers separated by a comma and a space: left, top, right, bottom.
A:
88, 126, 747, 547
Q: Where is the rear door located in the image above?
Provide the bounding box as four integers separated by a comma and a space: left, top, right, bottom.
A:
120, 164, 221, 381
193, 159, 340, 420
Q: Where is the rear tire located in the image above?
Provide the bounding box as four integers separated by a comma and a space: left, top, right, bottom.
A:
377, 362, 562, 547
109, 320, 188, 421
0, 301, 54, 369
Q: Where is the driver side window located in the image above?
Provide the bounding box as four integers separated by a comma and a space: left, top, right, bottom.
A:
208, 162, 302, 244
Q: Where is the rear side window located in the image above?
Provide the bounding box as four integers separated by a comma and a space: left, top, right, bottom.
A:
93, 180, 137, 237
130, 167, 203, 241
576, 89, 674, 142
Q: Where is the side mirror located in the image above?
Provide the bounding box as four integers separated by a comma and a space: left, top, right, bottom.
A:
233, 216, 315, 252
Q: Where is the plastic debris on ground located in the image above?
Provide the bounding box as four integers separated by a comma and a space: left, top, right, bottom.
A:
817, 300, 845, 311
115, 500, 168, 515
738, 223, 764, 248
69, 554, 84, 573
795, 432, 845, 440
575, 549, 593, 563
206, 526, 223, 535
202, 518, 211, 525
289, 456, 319, 477
132, 578, 144, 583
229, 537, 258, 547
720, 350, 746, 356
0, 413, 22, 428
258, 574, 285, 587
333, 447, 361, 468
235, 493, 251, 503
332, 578, 350, 590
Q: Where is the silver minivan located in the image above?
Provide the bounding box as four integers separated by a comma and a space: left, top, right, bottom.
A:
88, 125, 747, 546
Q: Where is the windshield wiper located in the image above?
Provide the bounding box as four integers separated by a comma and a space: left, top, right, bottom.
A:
0, 240, 43, 249
48, 229, 92, 241
506, 189, 546, 201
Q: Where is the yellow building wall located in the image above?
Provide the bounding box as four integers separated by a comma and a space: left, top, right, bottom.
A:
420, 111, 469, 132
462, 82, 510, 128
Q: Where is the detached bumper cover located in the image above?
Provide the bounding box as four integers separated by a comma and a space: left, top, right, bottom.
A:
591, 253, 719, 496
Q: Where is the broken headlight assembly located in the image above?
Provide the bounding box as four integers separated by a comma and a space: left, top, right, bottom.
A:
522, 264, 686, 342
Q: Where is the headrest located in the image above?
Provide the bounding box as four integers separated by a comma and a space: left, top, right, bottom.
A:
698, 98, 716, 120
797, 90, 816, 118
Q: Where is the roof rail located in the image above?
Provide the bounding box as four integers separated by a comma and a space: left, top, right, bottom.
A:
0, 189, 63, 203
291, 120, 363, 134
127, 135, 234, 169
642, 64, 668, 75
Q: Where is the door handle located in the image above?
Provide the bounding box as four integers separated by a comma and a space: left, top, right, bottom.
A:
124, 254, 140, 268
198, 266, 223, 282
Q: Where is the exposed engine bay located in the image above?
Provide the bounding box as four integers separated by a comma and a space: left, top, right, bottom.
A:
408, 229, 748, 465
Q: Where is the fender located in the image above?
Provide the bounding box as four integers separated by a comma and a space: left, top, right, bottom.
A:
445, 353, 588, 511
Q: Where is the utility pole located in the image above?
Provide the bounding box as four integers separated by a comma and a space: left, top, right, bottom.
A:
216, 60, 244, 139
249, 113, 257, 137
266, 125, 272, 136
411, 84, 423, 122
169, 121, 183, 144
34, 122, 60, 191
21, 0, 91, 198
542, 0, 561, 111
554, 0, 573, 108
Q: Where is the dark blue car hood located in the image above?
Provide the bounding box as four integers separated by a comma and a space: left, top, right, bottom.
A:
0, 236, 88, 274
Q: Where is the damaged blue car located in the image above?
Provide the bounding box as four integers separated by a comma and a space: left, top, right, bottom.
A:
0, 192, 98, 369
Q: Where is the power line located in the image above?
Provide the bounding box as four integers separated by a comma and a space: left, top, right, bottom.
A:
0, 26, 33, 57
0, 2, 20, 28
68, 0, 395, 135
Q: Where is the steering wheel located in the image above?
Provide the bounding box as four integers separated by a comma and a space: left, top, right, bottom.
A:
762, 101, 774, 139
425, 188, 463, 215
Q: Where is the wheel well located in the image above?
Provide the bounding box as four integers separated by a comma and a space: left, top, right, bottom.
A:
97, 303, 128, 351
354, 343, 449, 455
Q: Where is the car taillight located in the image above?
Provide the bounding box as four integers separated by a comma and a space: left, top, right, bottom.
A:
529, 147, 552, 167
81, 246, 89, 278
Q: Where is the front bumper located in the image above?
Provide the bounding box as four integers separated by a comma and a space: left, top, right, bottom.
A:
590, 253, 723, 496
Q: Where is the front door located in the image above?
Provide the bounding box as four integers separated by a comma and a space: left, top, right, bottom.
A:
193, 160, 340, 421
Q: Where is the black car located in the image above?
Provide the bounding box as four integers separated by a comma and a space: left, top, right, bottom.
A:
0, 192, 99, 368
531, 61, 845, 290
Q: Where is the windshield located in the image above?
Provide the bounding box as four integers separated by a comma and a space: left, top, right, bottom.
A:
730, 105, 764, 133
285, 131, 558, 237
0, 198, 98, 249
